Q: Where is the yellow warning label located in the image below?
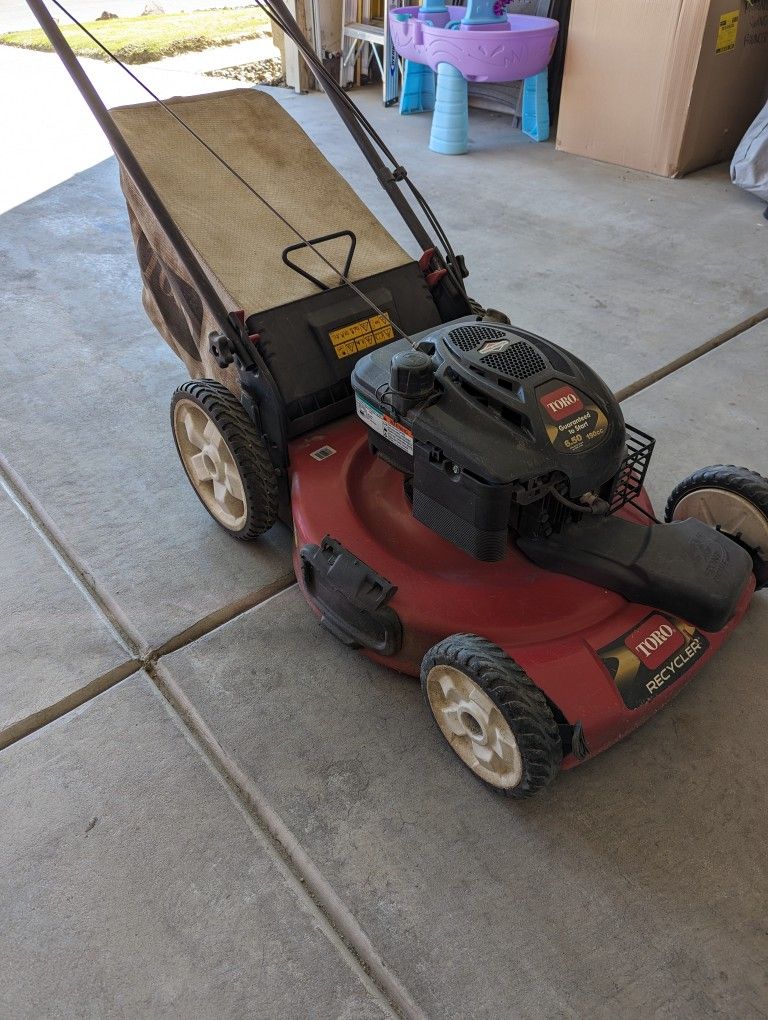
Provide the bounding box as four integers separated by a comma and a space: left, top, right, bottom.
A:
716, 9, 739, 53
329, 314, 394, 360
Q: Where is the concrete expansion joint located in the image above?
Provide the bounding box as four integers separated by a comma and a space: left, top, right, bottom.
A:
0, 657, 143, 751
615, 305, 768, 403
0, 444, 297, 748
0, 455, 425, 1019
147, 656, 428, 1020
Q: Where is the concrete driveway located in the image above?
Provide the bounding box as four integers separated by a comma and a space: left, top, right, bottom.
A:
2, 44, 768, 1019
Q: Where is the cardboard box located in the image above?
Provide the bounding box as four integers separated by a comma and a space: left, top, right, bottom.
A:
556, 0, 768, 177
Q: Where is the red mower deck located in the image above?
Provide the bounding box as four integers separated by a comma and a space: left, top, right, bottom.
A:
291, 417, 755, 767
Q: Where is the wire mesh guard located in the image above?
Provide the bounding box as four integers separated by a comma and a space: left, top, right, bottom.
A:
607, 424, 656, 513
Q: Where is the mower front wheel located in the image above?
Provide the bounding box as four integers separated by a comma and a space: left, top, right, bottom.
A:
421, 634, 562, 798
171, 379, 278, 540
665, 465, 768, 588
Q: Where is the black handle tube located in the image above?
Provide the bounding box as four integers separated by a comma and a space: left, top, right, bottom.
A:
24, 0, 254, 364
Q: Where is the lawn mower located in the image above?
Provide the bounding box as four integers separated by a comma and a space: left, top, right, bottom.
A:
27, 0, 768, 797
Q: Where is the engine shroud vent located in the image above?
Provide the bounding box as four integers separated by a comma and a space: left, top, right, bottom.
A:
443, 323, 550, 383
445, 323, 508, 351
481, 341, 547, 380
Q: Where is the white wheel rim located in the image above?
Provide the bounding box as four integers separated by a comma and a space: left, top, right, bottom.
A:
173, 399, 247, 530
672, 488, 768, 560
426, 665, 523, 789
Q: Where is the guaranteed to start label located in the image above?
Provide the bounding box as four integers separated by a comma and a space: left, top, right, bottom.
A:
356, 395, 413, 456
538, 384, 608, 455
597, 613, 710, 709
716, 9, 739, 53
329, 314, 394, 360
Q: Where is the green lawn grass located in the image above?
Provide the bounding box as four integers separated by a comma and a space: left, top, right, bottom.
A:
0, 7, 271, 63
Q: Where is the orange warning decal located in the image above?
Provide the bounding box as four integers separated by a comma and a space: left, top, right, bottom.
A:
329, 314, 395, 359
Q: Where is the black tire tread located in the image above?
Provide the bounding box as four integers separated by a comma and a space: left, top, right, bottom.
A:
665, 464, 768, 587
171, 379, 278, 541
421, 633, 562, 798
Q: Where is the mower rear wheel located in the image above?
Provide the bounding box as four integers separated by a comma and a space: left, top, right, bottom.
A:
665, 465, 768, 588
171, 379, 278, 540
421, 634, 562, 797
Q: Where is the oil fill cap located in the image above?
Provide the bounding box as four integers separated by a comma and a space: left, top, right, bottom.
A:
390, 349, 435, 400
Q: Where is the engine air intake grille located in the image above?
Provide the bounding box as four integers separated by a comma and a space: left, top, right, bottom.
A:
481, 342, 547, 380
446, 324, 508, 351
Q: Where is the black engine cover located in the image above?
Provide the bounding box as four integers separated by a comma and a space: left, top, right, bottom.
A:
351, 318, 627, 560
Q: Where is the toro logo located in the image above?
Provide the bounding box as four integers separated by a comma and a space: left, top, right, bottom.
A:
539, 386, 584, 422
624, 615, 685, 670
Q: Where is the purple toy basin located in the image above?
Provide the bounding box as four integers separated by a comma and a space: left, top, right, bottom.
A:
389, 7, 558, 82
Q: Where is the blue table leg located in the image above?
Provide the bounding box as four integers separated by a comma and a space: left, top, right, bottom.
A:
522, 69, 550, 143
399, 59, 436, 115
429, 63, 468, 155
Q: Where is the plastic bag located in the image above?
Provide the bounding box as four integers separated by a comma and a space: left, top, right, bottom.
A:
731, 99, 768, 215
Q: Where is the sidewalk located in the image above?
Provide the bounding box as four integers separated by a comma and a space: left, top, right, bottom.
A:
1, 47, 767, 1018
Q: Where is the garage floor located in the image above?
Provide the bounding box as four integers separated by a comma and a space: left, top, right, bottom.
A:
2, 47, 768, 1019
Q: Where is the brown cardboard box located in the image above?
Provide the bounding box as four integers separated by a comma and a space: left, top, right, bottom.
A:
556, 0, 768, 177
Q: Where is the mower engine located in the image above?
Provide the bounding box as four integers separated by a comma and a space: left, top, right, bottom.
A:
352, 320, 648, 562
351, 319, 753, 633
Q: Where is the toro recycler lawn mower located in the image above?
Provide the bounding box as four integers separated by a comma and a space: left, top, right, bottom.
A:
28, 0, 768, 797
